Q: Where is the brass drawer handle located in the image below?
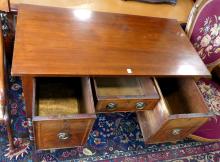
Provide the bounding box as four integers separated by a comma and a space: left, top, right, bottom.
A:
136, 102, 146, 110
106, 102, 117, 111
58, 132, 71, 140
172, 128, 182, 136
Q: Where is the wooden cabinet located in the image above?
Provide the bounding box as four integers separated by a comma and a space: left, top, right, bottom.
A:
137, 78, 212, 144
32, 76, 212, 148
32, 77, 96, 150
11, 5, 212, 149
92, 77, 160, 112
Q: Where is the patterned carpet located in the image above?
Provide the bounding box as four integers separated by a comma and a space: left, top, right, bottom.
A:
0, 76, 220, 162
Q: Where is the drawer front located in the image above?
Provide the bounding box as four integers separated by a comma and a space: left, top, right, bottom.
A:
147, 118, 208, 143
93, 77, 160, 112
96, 99, 158, 112
34, 119, 95, 150
33, 77, 96, 150
137, 78, 211, 144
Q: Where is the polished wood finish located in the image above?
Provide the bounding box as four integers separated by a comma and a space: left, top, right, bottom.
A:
92, 77, 159, 112
33, 77, 96, 150
11, 4, 210, 77
21, 76, 34, 118
10, 0, 194, 23
34, 119, 94, 150
9, 3, 212, 146
137, 78, 212, 144
0, 0, 9, 11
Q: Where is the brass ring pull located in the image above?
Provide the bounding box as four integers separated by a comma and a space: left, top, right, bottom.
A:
136, 102, 145, 110
106, 102, 117, 111
58, 132, 71, 140
172, 128, 181, 136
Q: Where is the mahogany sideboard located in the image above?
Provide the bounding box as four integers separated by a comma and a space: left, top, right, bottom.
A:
10, 4, 212, 150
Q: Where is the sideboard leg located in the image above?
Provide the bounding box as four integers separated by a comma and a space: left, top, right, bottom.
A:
21, 76, 34, 118
5, 115, 14, 150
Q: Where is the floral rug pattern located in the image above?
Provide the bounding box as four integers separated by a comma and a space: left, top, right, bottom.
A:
197, 78, 220, 115
0, 76, 220, 161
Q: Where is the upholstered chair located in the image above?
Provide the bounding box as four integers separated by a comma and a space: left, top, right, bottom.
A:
0, 20, 14, 151
186, 0, 220, 142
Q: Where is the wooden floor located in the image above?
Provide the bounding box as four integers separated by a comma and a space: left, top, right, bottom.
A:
10, 0, 194, 22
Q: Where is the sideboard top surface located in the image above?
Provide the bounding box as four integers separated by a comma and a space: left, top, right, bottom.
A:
11, 4, 210, 77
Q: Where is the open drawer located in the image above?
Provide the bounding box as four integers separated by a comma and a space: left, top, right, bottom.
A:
92, 77, 160, 112
137, 78, 213, 144
32, 77, 96, 150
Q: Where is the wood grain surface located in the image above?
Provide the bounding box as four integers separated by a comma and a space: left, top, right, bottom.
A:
34, 119, 95, 149
10, 0, 194, 23
137, 78, 212, 144
0, 0, 9, 12
33, 77, 96, 150
21, 76, 34, 118
12, 4, 210, 77
93, 77, 160, 112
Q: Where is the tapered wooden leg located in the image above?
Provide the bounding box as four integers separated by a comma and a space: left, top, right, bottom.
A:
5, 119, 14, 150
21, 76, 35, 141
4, 110, 14, 150
21, 76, 34, 118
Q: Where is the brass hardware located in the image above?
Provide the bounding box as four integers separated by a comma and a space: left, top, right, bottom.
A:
172, 128, 181, 135
136, 102, 145, 110
58, 132, 70, 140
106, 103, 117, 111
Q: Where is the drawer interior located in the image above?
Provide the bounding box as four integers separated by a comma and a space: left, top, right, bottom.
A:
93, 77, 159, 98
94, 77, 144, 96
156, 78, 209, 115
137, 78, 210, 143
35, 77, 94, 116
